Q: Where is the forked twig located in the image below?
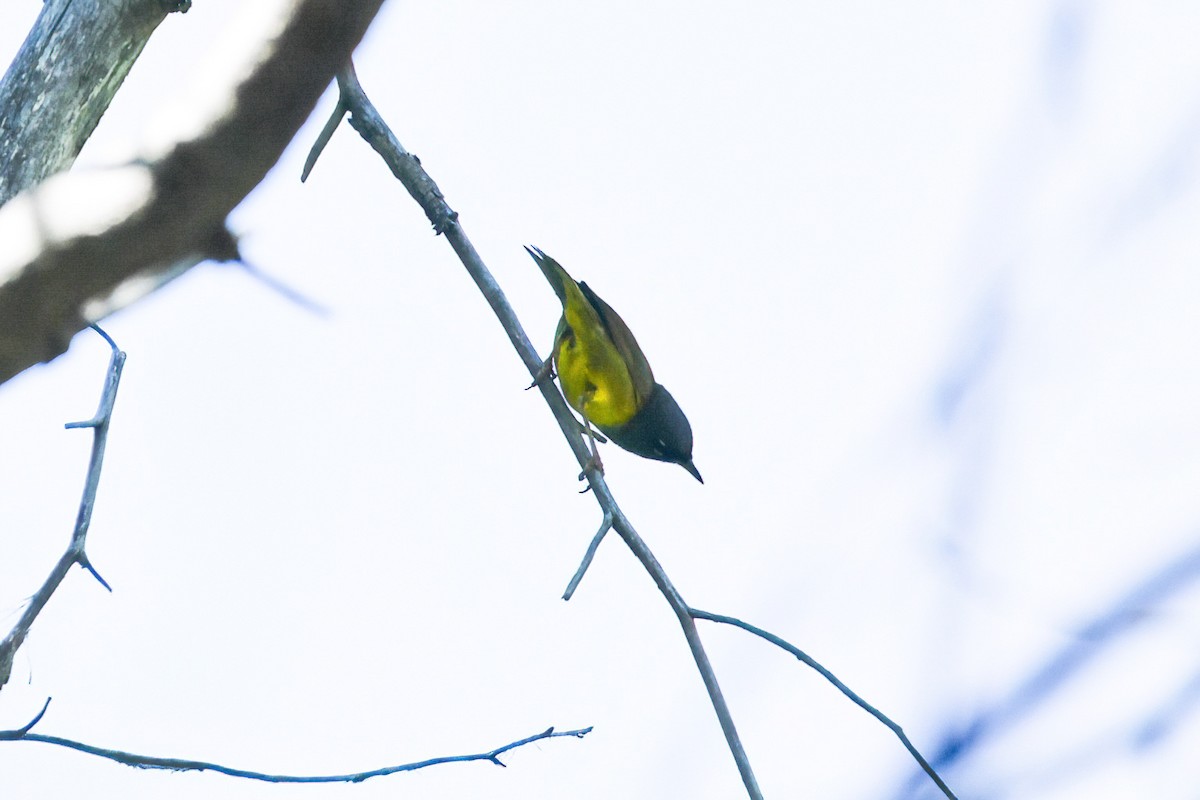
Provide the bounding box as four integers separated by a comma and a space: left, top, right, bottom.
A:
0, 328, 591, 781
562, 511, 612, 600
0, 325, 124, 692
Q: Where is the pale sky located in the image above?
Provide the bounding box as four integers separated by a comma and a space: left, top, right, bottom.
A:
3, 3, 1200, 798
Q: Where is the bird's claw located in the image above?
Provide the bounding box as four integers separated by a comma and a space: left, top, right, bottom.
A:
577, 452, 604, 485
527, 358, 556, 390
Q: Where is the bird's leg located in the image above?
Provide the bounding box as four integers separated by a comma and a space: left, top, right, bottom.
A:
527, 356, 556, 390
578, 415, 605, 482
567, 414, 606, 443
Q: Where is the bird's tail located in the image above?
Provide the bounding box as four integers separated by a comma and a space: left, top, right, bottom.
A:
524, 245, 570, 303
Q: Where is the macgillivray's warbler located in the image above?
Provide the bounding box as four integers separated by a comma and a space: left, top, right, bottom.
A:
526, 246, 702, 483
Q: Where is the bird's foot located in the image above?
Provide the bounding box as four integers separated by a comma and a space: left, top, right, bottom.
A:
577, 451, 604, 490
527, 357, 556, 390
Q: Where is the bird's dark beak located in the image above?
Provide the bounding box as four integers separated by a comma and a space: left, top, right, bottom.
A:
681, 460, 704, 483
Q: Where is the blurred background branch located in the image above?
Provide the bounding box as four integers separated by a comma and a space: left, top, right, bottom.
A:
0, 0, 384, 386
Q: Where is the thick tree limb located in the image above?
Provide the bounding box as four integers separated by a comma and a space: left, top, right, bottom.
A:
0, 0, 189, 208
0, 0, 386, 387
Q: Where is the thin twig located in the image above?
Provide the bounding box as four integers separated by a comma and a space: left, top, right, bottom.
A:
562, 511, 612, 600
301, 73, 349, 182
312, 64, 764, 800
0, 325, 125, 692
0, 697, 52, 740
691, 608, 957, 800
2, 711, 590, 784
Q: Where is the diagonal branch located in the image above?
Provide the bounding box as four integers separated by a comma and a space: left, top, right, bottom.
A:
0, 325, 125, 692
310, 64, 962, 800
309, 65, 764, 800
690, 608, 957, 800
562, 511, 612, 601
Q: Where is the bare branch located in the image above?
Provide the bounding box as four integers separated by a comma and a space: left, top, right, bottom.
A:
562, 511, 613, 601
301, 69, 351, 182
0, 698, 52, 740
321, 67, 616, 475
0, 326, 125, 692
690, 609, 957, 800
313, 65, 765, 800
0, 712, 591, 783
0, 0, 386, 387
0, 326, 591, 783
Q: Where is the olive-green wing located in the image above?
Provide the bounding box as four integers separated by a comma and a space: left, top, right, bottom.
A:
579, 281, 656, 401
525, 245, 656, 402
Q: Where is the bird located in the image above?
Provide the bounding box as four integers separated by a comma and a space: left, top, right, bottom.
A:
525, 246, 702, 483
